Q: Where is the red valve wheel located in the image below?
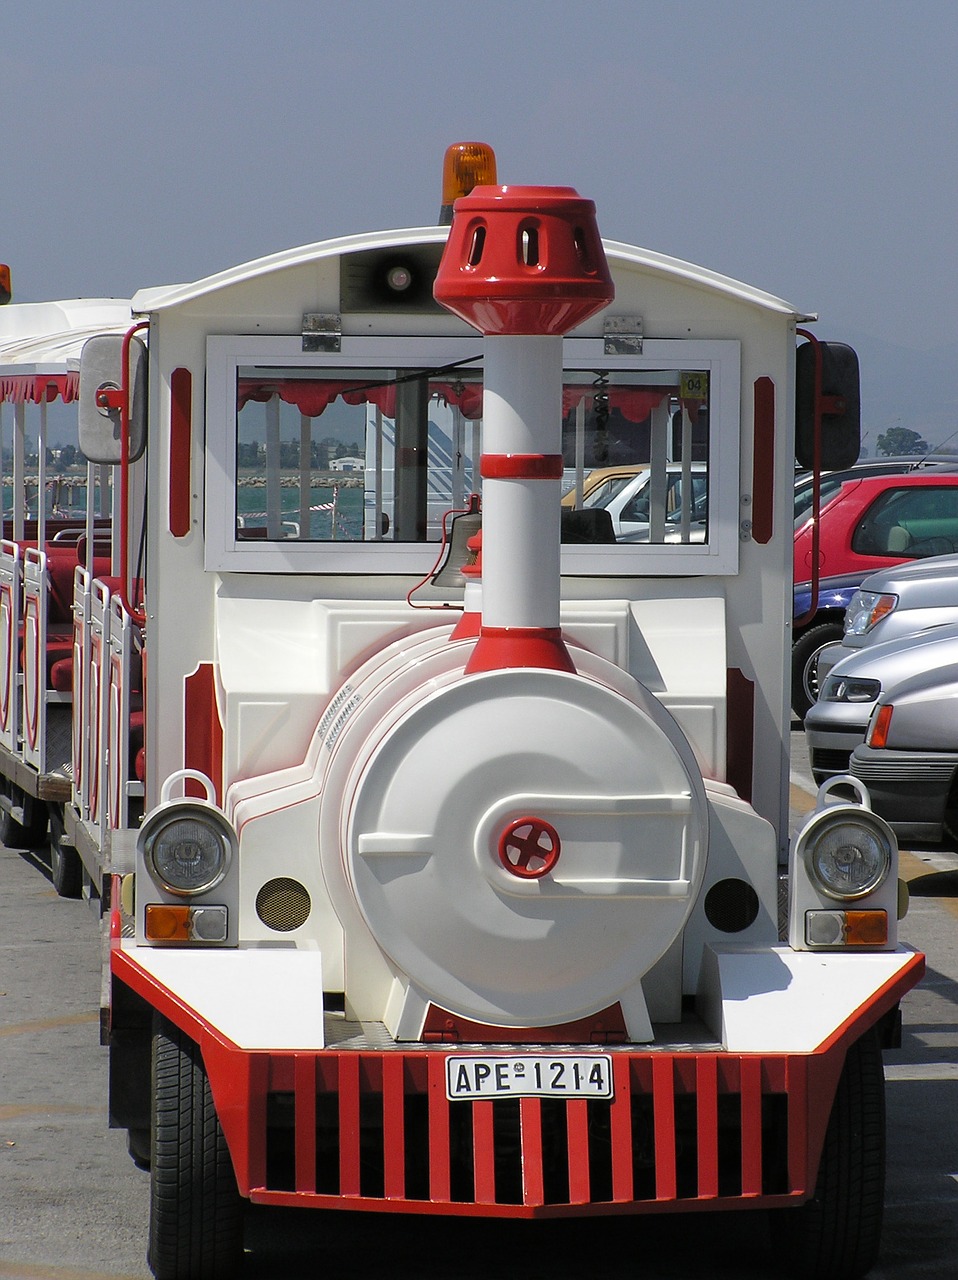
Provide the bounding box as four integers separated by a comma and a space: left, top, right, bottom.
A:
498, 817, 561, 879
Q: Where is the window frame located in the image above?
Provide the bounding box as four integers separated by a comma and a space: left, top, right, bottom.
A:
204, 334, 741, 576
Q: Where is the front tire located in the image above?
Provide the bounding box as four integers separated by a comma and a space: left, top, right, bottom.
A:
771, 1028, 886, 1279
149, 1016, 243, 1280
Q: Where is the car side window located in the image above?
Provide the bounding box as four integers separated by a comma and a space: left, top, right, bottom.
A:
852, 485, 958, 558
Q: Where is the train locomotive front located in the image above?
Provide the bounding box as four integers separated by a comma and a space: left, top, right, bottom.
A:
19, 144, 918, 1279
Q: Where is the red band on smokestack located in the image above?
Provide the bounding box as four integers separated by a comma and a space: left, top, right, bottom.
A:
480, 453, 564, 480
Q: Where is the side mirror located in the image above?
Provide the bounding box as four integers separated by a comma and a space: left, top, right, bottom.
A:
795, 340, 861, 471
78, 334, 148, 464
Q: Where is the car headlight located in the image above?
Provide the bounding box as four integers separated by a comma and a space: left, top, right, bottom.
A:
142, 804, 235, 896
821, 675, 881, 703
800, 809, 893, 900
844, 591, 897, 636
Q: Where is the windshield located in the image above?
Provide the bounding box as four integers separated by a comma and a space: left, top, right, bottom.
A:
234, 363, 711, 546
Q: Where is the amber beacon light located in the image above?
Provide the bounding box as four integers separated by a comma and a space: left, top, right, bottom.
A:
439, 142, 498, 223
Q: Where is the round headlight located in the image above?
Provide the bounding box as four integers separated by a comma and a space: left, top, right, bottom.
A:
144, 808, 233, 896
824, 676, 881, 704
804, 812, 892, 900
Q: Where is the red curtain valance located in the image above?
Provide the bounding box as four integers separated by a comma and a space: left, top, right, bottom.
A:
432, 382, 484, 419
238, 378, 399, 418
562, 386, 673, 423
237, 378, 684, 425
0, 372, 79, 404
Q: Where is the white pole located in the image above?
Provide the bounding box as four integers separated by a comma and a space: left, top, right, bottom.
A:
574, 396, 586, 507
13, 402, 25, 543
38, 399, 47, 546
299, 412, 310, 539
266, 396, 281, 540
479, 334, 563, 631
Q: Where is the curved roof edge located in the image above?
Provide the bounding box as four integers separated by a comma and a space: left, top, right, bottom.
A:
602, 240, 805, 319
132, 226, 808, 322
132, 228, 451, 314
0, 298, 133, 370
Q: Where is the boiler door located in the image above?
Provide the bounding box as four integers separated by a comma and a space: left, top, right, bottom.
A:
344, 667, 708, 1028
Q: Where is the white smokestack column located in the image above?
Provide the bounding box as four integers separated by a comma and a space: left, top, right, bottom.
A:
434, 183, 613, 673
480, 334, 563, 632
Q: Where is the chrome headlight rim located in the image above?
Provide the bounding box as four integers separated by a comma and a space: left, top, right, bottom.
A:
797, 804, 894, 902
140, 800, 236, 898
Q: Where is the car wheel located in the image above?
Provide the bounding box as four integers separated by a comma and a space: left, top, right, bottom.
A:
769, 1028, 885, 1279
792, 622, 844, 719
149, 1016, 243, 1279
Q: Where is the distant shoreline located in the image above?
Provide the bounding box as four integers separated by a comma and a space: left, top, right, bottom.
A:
6, 469, 365, 490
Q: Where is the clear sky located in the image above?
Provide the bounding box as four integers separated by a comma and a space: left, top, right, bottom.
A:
5, 0, 957, 448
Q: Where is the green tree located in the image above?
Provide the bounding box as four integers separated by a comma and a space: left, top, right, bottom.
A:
875, 426, 929, 457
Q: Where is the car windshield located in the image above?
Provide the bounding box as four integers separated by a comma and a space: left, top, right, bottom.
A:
581, 473, 642, 510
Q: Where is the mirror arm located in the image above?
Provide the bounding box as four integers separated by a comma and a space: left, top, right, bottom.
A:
119, 322, 149, 626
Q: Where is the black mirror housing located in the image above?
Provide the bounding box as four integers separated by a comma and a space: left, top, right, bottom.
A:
795, 340, 861, 471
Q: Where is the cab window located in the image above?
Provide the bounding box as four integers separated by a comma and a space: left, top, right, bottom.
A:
234, 364, 710, 547
204, 334, 740, 575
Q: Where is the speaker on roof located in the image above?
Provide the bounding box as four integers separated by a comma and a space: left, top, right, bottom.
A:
340, 244, 445, 313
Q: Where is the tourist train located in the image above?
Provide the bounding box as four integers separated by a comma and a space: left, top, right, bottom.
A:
0, 145, 922, 1279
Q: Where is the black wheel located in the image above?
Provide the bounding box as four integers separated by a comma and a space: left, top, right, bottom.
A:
149, 1016, 243, 1280
0, 795, 48, 850
792, 621, 844, 719
770, 1028, 886, 1279
49, 809, 82, 899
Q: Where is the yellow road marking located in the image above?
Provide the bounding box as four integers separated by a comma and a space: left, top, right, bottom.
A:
0, 1011, 98, 1038
0, 1262, 145, 1280
789, 781, 816, 814
0, 1103, 101, 1121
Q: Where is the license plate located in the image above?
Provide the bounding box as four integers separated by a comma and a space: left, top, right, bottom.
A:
445, 1054, 613, 1101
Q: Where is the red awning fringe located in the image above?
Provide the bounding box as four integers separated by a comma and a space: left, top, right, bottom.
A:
0, 372, 79, 404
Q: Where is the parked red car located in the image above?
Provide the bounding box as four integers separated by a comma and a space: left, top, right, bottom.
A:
791, 471, 958, 715
794, 472, 958, 583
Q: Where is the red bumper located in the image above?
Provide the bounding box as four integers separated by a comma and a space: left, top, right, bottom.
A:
113, 944, 923, 1219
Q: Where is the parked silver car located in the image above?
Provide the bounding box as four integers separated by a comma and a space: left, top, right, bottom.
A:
815, 551, 958, 689
849, 661, 958, 845
805, 621, 958, 783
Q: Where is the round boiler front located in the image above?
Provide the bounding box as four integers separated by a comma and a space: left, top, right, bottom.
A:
335, 664, 708, 1029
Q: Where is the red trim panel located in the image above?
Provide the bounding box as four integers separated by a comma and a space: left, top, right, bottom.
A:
751, 377, 775, 544
725, 668, 755, 803
480, 453, 564, 480
111, 945, 922, 1220
169, 367, 192, 538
